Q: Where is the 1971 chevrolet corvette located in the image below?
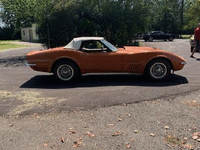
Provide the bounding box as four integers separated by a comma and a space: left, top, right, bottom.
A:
26, 37, 186, 82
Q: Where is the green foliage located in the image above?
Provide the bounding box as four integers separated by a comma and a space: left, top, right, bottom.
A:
0, 41, 27, 50
0, 0, 198, 46
37, 4, 78, 48
36, 0, 147, 48
184, 0, 200, 31
0, 25, 21, 40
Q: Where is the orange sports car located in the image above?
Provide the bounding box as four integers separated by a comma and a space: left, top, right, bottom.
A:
26, 37, 186, 82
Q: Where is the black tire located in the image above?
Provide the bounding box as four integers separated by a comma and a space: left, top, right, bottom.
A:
169, 37, 173, 41
149, 37, 153, 42
145, 59, 171, 81
53, 60, 80, 82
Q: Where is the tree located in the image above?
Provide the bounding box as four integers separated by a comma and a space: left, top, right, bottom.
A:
184, 0, 200, 32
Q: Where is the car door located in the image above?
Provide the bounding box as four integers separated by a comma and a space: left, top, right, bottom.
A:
153, 32, 160, 39
80, 40, 124, 73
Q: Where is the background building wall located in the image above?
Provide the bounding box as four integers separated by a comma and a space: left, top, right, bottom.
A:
21, 24, 38, 42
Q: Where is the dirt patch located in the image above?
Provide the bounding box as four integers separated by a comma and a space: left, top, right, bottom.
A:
0, 90, 65, 116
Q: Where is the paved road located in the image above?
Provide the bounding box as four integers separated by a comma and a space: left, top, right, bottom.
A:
0, 39, 200, 116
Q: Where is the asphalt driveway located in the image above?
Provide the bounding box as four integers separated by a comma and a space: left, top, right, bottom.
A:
0, 39, 199, 116
0, 40, 200, 149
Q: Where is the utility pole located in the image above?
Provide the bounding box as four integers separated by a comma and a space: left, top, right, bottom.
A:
180, 0, 184, 37
46, 14, 51, 49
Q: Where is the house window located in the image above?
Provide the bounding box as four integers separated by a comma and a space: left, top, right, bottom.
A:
23, 30, 25, 35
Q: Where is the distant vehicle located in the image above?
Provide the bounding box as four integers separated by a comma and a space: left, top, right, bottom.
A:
137, 34, 144, 40
143, 31, 175, 42
26, 37, 186, 82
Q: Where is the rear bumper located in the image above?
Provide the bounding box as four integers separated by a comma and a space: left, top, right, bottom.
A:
25, 62, 37, 66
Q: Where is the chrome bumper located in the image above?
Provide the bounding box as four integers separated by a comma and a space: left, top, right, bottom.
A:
25, 63, 37, 66
181, 62, 187, 65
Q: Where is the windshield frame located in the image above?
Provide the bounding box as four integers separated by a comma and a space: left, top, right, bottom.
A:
100, 39, 118, 52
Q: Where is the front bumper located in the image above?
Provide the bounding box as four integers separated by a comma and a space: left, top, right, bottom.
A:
181, 61, 187, 65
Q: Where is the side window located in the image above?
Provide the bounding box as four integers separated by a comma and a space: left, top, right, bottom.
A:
160, 31, 165, 35
81, 40, 107, 52
154, 32, 159, 35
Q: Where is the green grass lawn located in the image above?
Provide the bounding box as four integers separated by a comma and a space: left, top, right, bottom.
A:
0, 41, 27, 51
181, 35, 192, 39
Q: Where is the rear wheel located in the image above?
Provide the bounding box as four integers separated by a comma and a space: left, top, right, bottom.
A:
145, 59, 171, 81
149, 37, 153, 42
169, 37, 173, 41
53, 61, 80, 82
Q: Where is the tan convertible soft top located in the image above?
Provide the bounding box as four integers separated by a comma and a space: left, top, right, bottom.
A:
64, 37, 104, 50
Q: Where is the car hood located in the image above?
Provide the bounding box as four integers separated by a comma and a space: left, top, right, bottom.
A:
117, 46, 186, 63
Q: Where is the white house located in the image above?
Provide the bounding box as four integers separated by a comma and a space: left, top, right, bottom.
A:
21, 24, 39, 42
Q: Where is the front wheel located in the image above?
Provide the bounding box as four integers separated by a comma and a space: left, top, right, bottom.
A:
145, 59, 171, 81
53, 61, 80, 82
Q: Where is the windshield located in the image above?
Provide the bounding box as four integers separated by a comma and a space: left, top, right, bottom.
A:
101, 39, 118, 52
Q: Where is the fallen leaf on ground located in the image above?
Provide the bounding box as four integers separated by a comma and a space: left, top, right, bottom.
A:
193, 132, 200, 136
73, 141, 83, 148
165, 126, 169, 129
122, 103, 127, 106
107, 124, 115, 127
60, 137, 65, 143
118, 118, 122, 121
134, 130, 138, 133
85, 132, 95, 138
112, 131, 122, 136
69, 128, 76, 134
150, 133, 155, 137
125, 144, 131, 149
192, 135, 198, 140
9, 124, 13, 127
183, 137, 188, 144
184, 144, 193, 149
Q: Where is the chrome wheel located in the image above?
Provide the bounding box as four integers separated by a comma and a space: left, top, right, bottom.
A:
57, 65, 74, 81
145, 59, 171, 81
150, 62, 167, 79
54, 61, 80, 82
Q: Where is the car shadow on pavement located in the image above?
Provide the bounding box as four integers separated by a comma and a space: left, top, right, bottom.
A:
20, 74, 188, 89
